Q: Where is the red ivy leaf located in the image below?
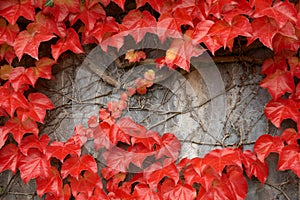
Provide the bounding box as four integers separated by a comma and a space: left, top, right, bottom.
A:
90, 16, 119, 44
14, 23, 56, 60
9, 67, 38, 90
17, 93, 54, 124
156, 133, 181, 162
103, 147, 133, 172
160, 180, 197, 200
19, 134, 50, 156
0, 0, 35, 25
0, 44, 16, 65
260, 70, 294, 100
278, 145, 300, 177
252, 1, 297, 28
4, 117, 38, 144
0, 82, 29, 117
125, 49, 146, 63
242, 150, 268, 183
0, 17, 19, 46
46, 137, 81, 162
132, 183, 162, 200
61, 154, 97, 179
136, 0, 164, 13
18, 148, 51, 184
32, 57, 56, 80
111, 0, 126, 10
264, 98, 300, 128
51, 28, 84, 61
0, 143, 20, 174
248, 16, 277, 50
36, 166, 63, 198
0, 127, 8, 149
272, 33, 300, 54
35, 12, 66, 38
281, 128, 300, 145
288, 56, 300, 79
203, 148, 242, 175
254, 134, 284, 163
261, 55, 287, 76
69, 171, 102, 198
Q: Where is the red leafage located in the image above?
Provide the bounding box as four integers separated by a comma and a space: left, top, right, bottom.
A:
261, 55, 287, 76
72, 124, 89, 147
93, 122, 112, 150
0, 82, 28, 117
172, 1, 207, 22
61, 154, 97, 179
90, 16, 119, 44
14, 23, 56, 60
157, 9, 193, 43
44, 184, 71, 200
264, 98, 300, 128
0, 44, 16, 65
242, 150, 268, 183
288, 56, 300, 79
192, 20, 215, 45
46, 137, 81, 162
127, 143, 154, 168
110, 0, 126, 10
19, 134, 50, 156
35, 12, 66, 38
272, 33, 300, 54
117, 117, 147, 137
0, 127, 8, 149
132, 183, 162, 200
69, 171, 102, 198
9, 67, 38, 91
254, 134, 284, 163
252, 1, 297, 28
260, 69, 294, 100
183, 158, 203, 185
144, 162, 179, 189
90, 187, 110, 200
160, 180, 197, 200
102, 147, 133, 172
36, 166, 62, 198
31, 57, 56, 80
0, 17, 19, 46
156, 133, 181, 162
247, 16, 277, 50
51, 28, 84, 61
208, 15, 252, 51
0, 143, 20, 174
278, 145, 300, 177
18, 148, 51, 184
281, 128, 300, 145
125, 49, 146, 63
131, 130, 161, 151
135, 0, 165, 13
4, 117, 38, 144
120, 10, 157, 43
202, 148, 242, 175
165, 31, 205, 71
249, 0, 272, 11
106, 172, 127, 192
0, 0, 35, 25
17, 93, 54, 124
69, 1, 106, 31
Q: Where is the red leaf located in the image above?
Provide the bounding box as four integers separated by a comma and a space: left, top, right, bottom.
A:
165, 32, 205, 71
278, 145, 300, 177
260, 70, 294, 100
35, 12, 66, 38
111, 0, 126, 10
69, 171, 102, 198
51, 28, 84, 61
36, 166, 63, 198
183, 158, 204, 185
106, 172, 127, 192
125, 49, 146, 63
261, 56, 287, 76
46, 137, 81, 162
103, 147, 133, 172
197, 178, 234, 200
0, 0, 35, 25
17, 93, 54, 124
0, 82, 29, 117
0, 127, 8, 149
288, 56, 300, 79
18, 148, 51, 184
4, 117, 38, 144
19, 134, 50, 156
45, 184, 71, 200
132, 183, 162, 200
160, 180, 196, 200
93, 122, 111, 150
131, 130, 161, 151
156, 133, 181, 162
69, 2, 105, 31
0, 17, 19, 46
264, 98, 300, 128
0, 143, 20, 174
272, 33, 300, 54
121, 10, 157, 43
250, 0, 272, 11
192, 20, 215, 45
281, 128, 300, 145
9, 67, 38, 90
247, 16, 277, 50
90, 17, 119, 44
208, 15, 252, 51
32, 57, 56, 80
61, 154, 97, 179
14, 23, 56, 60
252, 1, 297, 28
157, 9, 193, 43
254, 134, 284, 163
202, 148, 242, 175
136, 0, 165, 13
0, 44, 16, 65
144, 162, 179, 188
